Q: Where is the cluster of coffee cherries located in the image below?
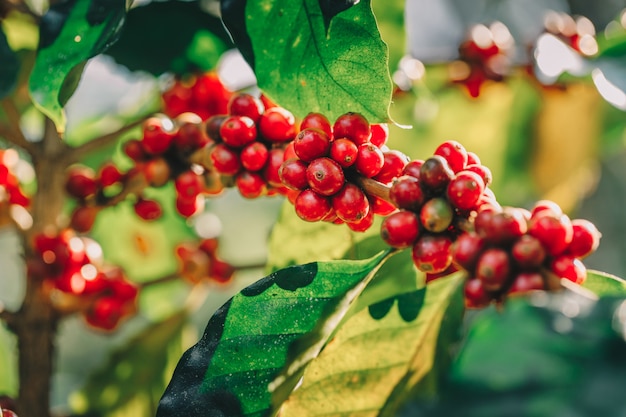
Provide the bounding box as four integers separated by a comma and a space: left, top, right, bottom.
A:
450, 21, 515, 97
380, 140, 494, 274
174, 238, 234, 285
28, 229, 138, 330
279, 112, 400, 231
454, 200, 601, 308
161, 72, 232, 120
0, 149, 30, 208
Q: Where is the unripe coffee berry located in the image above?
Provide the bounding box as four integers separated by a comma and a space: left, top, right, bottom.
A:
420, 197, 454, 233
419, 155, 454, 192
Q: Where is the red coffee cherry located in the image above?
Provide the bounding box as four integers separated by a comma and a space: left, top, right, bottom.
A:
70, 205, 99, 233
329, 138, 359, 168
124, 139, 148, 162
263, 147, 287, 188
259, 107, 296, 142
134, 198, 163, 221
420, 197, 454, 233
434, 140, 468, 173
176, 195, 202, 218
419, 155, 454, 192
240, 142, 269, 172
369, 123, 389, 148
295, 189, 332, 222
219, 115, 257, 148
306, 157, 345, 196
446, 170, 485, 211
65, 166, 98, 199
294, 128, 331, 162
228, 93, 265, 123
142, 116, 176, 155
511, 234, 546, 269
530, 199, 563, 218
566, 219, 601, 258
175, 171, 204, 200
347, 209, 375, 232
279, 159, 309, 190
236, 171, 267, 199
174, 118, 210, 153
464, 278, 491, 308
300, 112, 332, 138
550, 255, 586, 284
98, 163, 123, 187
369, 195, 396, 216
332, 183, 370, 223
464, 163, 493, 186
333, 112, 370, 145
412, 234, 453, 274
402, 159, 424, 179
355, 143, 384, 177
475, 248, 511, 291
85, 296, 126, 331
482, 208, 528, 245
451, 232, 486, 271
389, 175, 425, 211
373, 150, 409, 184
210, 143, 241, 175
380, 210, 420, 248
508, 271, 545, 295
528, 213, 574, 256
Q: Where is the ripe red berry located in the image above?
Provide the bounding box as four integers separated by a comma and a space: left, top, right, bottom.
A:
528, 213, 573, 256
174, 119, 210, 153
464, 278, 491, 308
333, 112, 370, 145
190, 72, 231, 118
98, 163, 123, 187
508, 271, 545, 295
294, 128, 331, 162
434, 140, 468, 173
300, 112, 332, 138
219, 115, 257, 148
550, 255, 586, 284
446, 170, 485, 211
2, 409, 18, 417
451, 232, 486, 271
402, 159, 424, 179
411, 235, 453, 274
228, 93, 265, 123
420, 197, 454, 233
175, 171, 204, 200
210, 143, 241, 175
332, 183, 370, 222
123, 139, 147, 162
240, 142, 269, 172
530, 200, 563, 218
263, 148, 286, 188
279, 159, 309, 190
209, 258, 236, 283
176, 195, 202, 217
329, 138, 359, 168
369, 123, 389, 148
294, 189, 332, 222
419, 156, 454, 192
369, 195, 396, 216
475, 248, 511, 291
306, 157, 345, 196
355, 143, 384, 177
373, 150, 408, 184
511, 234, 546, 269
142, 117, 175, 155
464, 163, 493, 186
259, 107, 296, 142
65, 166, 98, 199
85, 296, 125, 331
347, 209, 375, 232
389, 175, 425, 210
236, 171, 267, 199
566, 219, 601, 258
380, 210, 420, 248
70, 205, 99, 233
482, 208, 528, 245
466, 151, 481, 165
162, 79, 192, 117
134, 198, 163, 221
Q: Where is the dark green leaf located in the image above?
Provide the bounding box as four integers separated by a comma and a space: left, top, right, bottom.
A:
318, 0, 360, 30
106, 1, 233, 75
157, 251, 391, 417
246, 0, 392, 122
221, 0, 255, 68
28, 0, 126, 131
583, 269, 626, 297
0, 28, 20, 99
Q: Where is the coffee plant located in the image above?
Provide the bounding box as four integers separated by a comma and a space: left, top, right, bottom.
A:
2, 0, 626, 416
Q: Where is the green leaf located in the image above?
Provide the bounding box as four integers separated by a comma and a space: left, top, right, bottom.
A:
279, 273, 465, 417
0, 28, 20, 98
157, 250, 391, 417
246, 0, 393, 122
28, 0, 126, 132
583, 269, 626, 297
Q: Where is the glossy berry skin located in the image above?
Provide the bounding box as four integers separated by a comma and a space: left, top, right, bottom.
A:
347, 209, 375, 232
508, 271, 545, 295
369, 123, 389, 148
236, 171, 267, 199
530, 199, 563, 218
70, 205, 99, 233
380, 210, 420, 248
300, 112, 332, 138
65, 167, 98, 199
419, 156, 454, 192
306, 157, 345, 196
98, 163, 123, 187
551, 255, 586, 284
465, 163, 493, 186
143, 157, 172, 187
124, 139, 147, 162
464, 278, 491, 308
295, 189, 332, 222
333, 112, 370, 145
355, 143, 384, 177
566, 219, 601, 258
1, 409, 18, 417
219, 115, 257, 148
451, 232, 486, 271
259, 107, 296, 142
329, 138, 358, 168
210, 143, 241, 175
528, 213, 573, 256
332, 183, 370, 223
279, 159, 309, 190
475, 248, 511, 291
482, 208, 528, 245
294, 128, 331, 162
174, 119, 210, 153
142, 117, 175, 155
402, 159, 424, 179
134, 198, 163, 221
511, 235, 546, 268
434, 140, 468, 173
446, 170, 485, 211
263, 148, 287, 188
175, 171, 204, 200
389, 175, 425, 210
412, 235, 453, 274
373, 150, 408, 184
228, 93, 265, 123
420, 197, 454, 233
369, 195, 396, 216
240, 142, 269, 172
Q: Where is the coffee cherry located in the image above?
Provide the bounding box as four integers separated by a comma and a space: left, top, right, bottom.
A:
279, 159, 308, 190
421, 197, 454, 233
98, 163, 123, 187
369, 123, 389, 148
205, 115, 228, 142
465, 163, 493, 186
528, 213, 573, 256
219, 115, 257, 148
134, 198, 163, 221
482, 208, 528, 245
176, 195, 203, 218
189, 72, 232, 118
174, 118, 210, 153
332, 183, 369, 222
333, 112, 370, 145
446, 170, 485, 211
240, 142, 269, 172
347, 209, 375, 232
434, 140, 468, 173
389, 175, 425, 210
530, 200, 563, 218
1, 408, 18, 417
85, 296, 125, 330
143, 157, 172, 187
412, 235, 453, 274
295, 189, 332, 222
306, 157, 345, 196
464, 278, 491, 308
70, 205, 99, 233
402, 159, 424, 179
66, 166, 98, 199
380, 210, 420, 248
329, 138, 358, 168
355, 143, 384, 177
300, 112, 332, 138
259, 107, 296, 142
475, 248, 511, 291
550, 255, 586, 284
451, 232, 486, 271
123, 139, 147, 162
508, 271, 544, 295
566, 219, 601, 258
210, 143, 241, 175
263, 148, 287, 188
209, 258, 236, 283
369, 195, 396, 216
228, 93, 265, 123
466, 151, 481, 166
511, 235, 546, 268
236, 171, 266, 199
419, 156, 454, 192
294, 128, 331, 162
175, 171, 204, 200
373, 150, 408, 184
142, 116, 176, 155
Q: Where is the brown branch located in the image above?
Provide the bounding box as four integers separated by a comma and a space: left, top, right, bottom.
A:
67, 114, 153, 162
354, 176, 392, 203
0, 99, 39, 156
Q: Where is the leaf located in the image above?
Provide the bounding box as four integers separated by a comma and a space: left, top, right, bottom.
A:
0, 28, 20, 99
28, 0, 126, 132
279, 273, 465, 417
583, 269, 626, 297
156, 250, 391, 417
105, 1, 233, 75
245, 0, 393, 122
221, 0, 255, 68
